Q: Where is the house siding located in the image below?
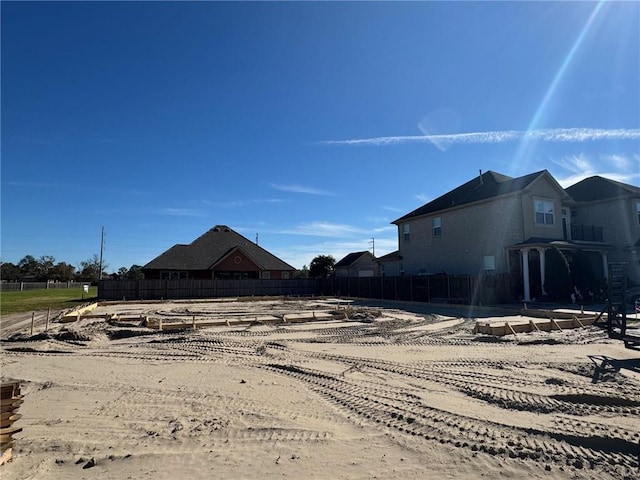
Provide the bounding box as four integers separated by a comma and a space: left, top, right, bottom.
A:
399, 195, 524, 275
520, 177, 567, 241
335, 254, 379, 277
572, 196, 640, 282
397, 175, 571, 277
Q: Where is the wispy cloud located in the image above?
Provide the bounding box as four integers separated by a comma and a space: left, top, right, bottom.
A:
160, 208, 206, 217
382, 206, 404, 213
202, 198, 285, 208
279, 221, 363, 237
323, 128, 640, 148
269, 183, 337, 196
415, 193, 430, 203
3, 181, 62, 188
552, 153, 640, 187
274, 237, 398, 269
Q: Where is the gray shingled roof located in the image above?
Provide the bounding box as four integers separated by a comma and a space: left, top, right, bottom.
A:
393, 170, 556, 223
376, 250, 401, 262
566, 175, 640, 202
144, 225, 295, 271
335, 251, 375, 268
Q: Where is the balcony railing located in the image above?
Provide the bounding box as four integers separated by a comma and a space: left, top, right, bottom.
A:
571, 224, 604, 242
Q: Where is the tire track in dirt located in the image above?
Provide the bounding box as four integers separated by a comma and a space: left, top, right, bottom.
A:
260, 362, 640, 472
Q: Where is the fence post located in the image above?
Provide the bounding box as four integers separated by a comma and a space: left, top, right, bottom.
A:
46, 308, 50, 332
31, 312, 35, 336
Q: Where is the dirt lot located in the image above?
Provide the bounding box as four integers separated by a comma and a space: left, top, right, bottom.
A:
1, 298, 639, 479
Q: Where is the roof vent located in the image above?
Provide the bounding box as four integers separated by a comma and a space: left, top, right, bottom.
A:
479, 169, 483, 185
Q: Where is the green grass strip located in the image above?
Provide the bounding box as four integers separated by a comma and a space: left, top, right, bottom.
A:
0, 287, 98, 316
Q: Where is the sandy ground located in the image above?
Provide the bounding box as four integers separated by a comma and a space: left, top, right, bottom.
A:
1, 298, 639, 480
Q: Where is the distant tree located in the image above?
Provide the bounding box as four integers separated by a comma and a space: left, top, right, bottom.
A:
50, 262, 75, 282
293, 265, 309, 278
1, 262, 21, 282
126, 265, 144, 280
77, 254, 108, 283
18, 255, 39, 278
309, 255, 335, 278
114, 267, 129, 279
36, 255, 56, 281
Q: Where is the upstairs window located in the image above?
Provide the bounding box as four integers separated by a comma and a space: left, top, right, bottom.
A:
483, 255, 495, 273
534, 199, 554, 225
433, 216, 442, 237
403, 224, 410, 242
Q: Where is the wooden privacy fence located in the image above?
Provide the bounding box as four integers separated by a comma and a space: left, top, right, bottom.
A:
324, 274, 513, 305
98, 278, 322, 301
99, 274, 514, 304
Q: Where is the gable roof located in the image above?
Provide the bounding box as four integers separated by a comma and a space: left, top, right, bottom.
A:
143, 225, 295, 271
565, 176, 640, 202
376, 250, 401, 262
393, 170, 558, 223
334, 251, 376, 268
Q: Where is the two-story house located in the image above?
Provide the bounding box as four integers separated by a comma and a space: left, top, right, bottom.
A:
392, 170, 620, 302
566, 176, 640, 285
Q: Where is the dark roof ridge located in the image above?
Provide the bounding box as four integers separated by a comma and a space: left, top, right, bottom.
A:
566, 175, 640, 202
393, 169, 547, 223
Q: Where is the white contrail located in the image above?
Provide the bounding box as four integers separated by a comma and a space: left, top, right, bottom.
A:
323, 128, 640, 147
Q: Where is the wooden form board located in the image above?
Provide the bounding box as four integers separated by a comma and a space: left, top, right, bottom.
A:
60, 302, 99, 323
0, 381, 21, 466
473, 315, 597, 336
145, 311, 345, 331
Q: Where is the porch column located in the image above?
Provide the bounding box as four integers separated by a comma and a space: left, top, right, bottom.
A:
539, 248, 547, 296
522, 248, 531, 302
600, 252, 609, 280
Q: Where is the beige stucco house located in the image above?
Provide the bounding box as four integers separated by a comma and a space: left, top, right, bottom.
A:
391, 170, 635, 302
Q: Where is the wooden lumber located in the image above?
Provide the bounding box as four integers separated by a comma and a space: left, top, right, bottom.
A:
474, 313, 599, 337
505, 323, 518, 338
0, 448, 12, 466
550, 319, 563, 331
0, 381, 22, 466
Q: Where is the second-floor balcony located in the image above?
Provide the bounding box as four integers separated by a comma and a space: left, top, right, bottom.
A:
571, 224, 604, 242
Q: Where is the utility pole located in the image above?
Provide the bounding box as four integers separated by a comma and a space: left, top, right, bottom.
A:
369, 238, 375, 256
99, 226, 105, 280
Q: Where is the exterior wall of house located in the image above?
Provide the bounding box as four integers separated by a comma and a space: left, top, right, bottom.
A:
519, 176, 568, 241
398, 195, 524, 275
379, 259, 402, 276
571, 196, 640, 282
335, 255, 379, 277
215, 251, 260, 273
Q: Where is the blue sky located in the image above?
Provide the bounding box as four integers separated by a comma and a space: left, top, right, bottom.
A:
2, 1, 639, 272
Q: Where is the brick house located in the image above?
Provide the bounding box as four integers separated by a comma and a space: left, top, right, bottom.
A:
143, 225, 296, 280
391, 170, 632, 302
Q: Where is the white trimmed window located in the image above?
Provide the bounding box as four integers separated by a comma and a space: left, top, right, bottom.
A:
433, 216, 442, 237
534, 199, 554, 225
483, 255, 495, 273
261, 271, 271, 279
403, 224, 410, 242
